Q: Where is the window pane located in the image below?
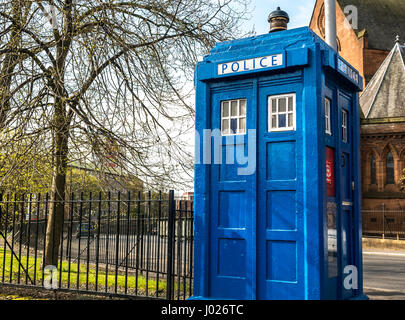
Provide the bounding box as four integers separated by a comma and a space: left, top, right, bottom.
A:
231, 101, 238, 116
288, 113, 294, 127
278, 114, 286, 127
230, 118, 238, 134
222, 119, 229, 134
272, 115, 277, 128
272, 99, 277, 113
239, 118, 246, 133
279, 98, 286, 112
386, 152, 394, 184
288, 97, 293, 111
342, 110, 347, 142
370, 155, 377, 185
240, 100, 246, 116
325, 99, 331, 135
222, 102, 229, 117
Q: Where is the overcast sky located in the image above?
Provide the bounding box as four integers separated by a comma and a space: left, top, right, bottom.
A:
243, 0, 317, 34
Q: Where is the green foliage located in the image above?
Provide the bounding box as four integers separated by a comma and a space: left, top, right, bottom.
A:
0, 139, 52, 195
67, 168, 104, 195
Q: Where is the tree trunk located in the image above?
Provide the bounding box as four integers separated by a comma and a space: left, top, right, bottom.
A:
43, 0, 74, 268
44, 99, 69, 267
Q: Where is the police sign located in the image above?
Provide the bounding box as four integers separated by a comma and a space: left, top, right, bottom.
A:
218, 54, 283, 75
337, 57, 360, 86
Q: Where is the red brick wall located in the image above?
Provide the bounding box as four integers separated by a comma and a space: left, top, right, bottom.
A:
309, 0, 390, 88
363, 48, 390, 83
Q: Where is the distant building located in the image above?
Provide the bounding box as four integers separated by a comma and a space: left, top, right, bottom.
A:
181, 192, 194, 201
67, 161, 143, 193
360, 41, 405, 210
310, 0, 405, 87
176, 192, 194, 212
310, 1, 405, 212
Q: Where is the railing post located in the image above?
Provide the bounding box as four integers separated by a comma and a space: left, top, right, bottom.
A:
166, 190, 176, 300
382, 203, 385, 239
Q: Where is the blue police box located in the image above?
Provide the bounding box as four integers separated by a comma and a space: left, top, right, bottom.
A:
193, 24, 366, 300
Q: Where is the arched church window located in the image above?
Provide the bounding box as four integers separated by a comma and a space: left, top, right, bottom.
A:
386, 152, 395, 184
370, 155, 376, 185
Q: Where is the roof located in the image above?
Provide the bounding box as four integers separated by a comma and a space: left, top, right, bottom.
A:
337, 0, 405, 51
69, 161, 124, 177
360, 41, 405, 118
206, 27, 331, 60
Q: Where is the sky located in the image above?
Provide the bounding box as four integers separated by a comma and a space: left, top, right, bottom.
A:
242, 0, 317, 34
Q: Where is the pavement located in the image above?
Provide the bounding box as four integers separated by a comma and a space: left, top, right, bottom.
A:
363, 249, 405, 300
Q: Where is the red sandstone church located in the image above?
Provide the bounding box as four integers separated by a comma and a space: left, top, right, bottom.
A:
310, 0, 405, 215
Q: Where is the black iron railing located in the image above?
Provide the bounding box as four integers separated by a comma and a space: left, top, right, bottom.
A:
363, 209, 405, 239
0, 191, 194, 299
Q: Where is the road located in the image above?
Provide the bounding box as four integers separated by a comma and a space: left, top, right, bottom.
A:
363, 251, 405, 300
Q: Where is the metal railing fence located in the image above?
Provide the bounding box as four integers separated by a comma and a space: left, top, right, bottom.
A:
0, 191, 194, 300
362, 209, 405, 239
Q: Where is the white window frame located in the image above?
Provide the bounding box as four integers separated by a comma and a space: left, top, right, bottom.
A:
221, 98, 247, 136
325, 97, 332, 135
342, 109, 348, 142
268, 93, 296, 132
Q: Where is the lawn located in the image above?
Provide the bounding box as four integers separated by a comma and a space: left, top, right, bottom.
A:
0, 247, 168, 297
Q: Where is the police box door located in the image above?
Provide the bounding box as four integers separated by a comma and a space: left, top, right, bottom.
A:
256, 83, 305, 300
208, 86, 256, 299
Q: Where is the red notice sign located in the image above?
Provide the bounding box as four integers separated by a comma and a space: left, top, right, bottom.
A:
326, 147, 335, 197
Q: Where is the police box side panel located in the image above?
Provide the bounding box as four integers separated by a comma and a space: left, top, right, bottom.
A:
321, 74, 363, 299
194, 79, 211, 298
207, 81, 257, 300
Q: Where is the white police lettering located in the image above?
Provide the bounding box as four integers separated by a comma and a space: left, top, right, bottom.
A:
218, 54, 283, 75
338, 58, 359, 85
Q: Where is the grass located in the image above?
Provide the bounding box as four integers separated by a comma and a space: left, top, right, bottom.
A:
0, 247, 168, 297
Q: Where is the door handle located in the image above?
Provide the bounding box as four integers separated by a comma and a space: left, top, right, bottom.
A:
342, 201, 353, 207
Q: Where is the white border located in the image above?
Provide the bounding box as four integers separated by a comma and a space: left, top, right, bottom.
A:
268, 93, 296, 132
325, 97, 332, 135
220, 99, 247, 136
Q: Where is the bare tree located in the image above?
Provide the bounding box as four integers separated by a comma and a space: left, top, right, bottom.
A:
0, 0, 251, 266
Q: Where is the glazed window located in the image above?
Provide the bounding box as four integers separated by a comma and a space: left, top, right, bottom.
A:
268, 93, 296, 132
325, 98, 332, 135
386, 152, 395, 185
342, 109, 348, 142
370, 155, 377, 185
221, 99, 246, 135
